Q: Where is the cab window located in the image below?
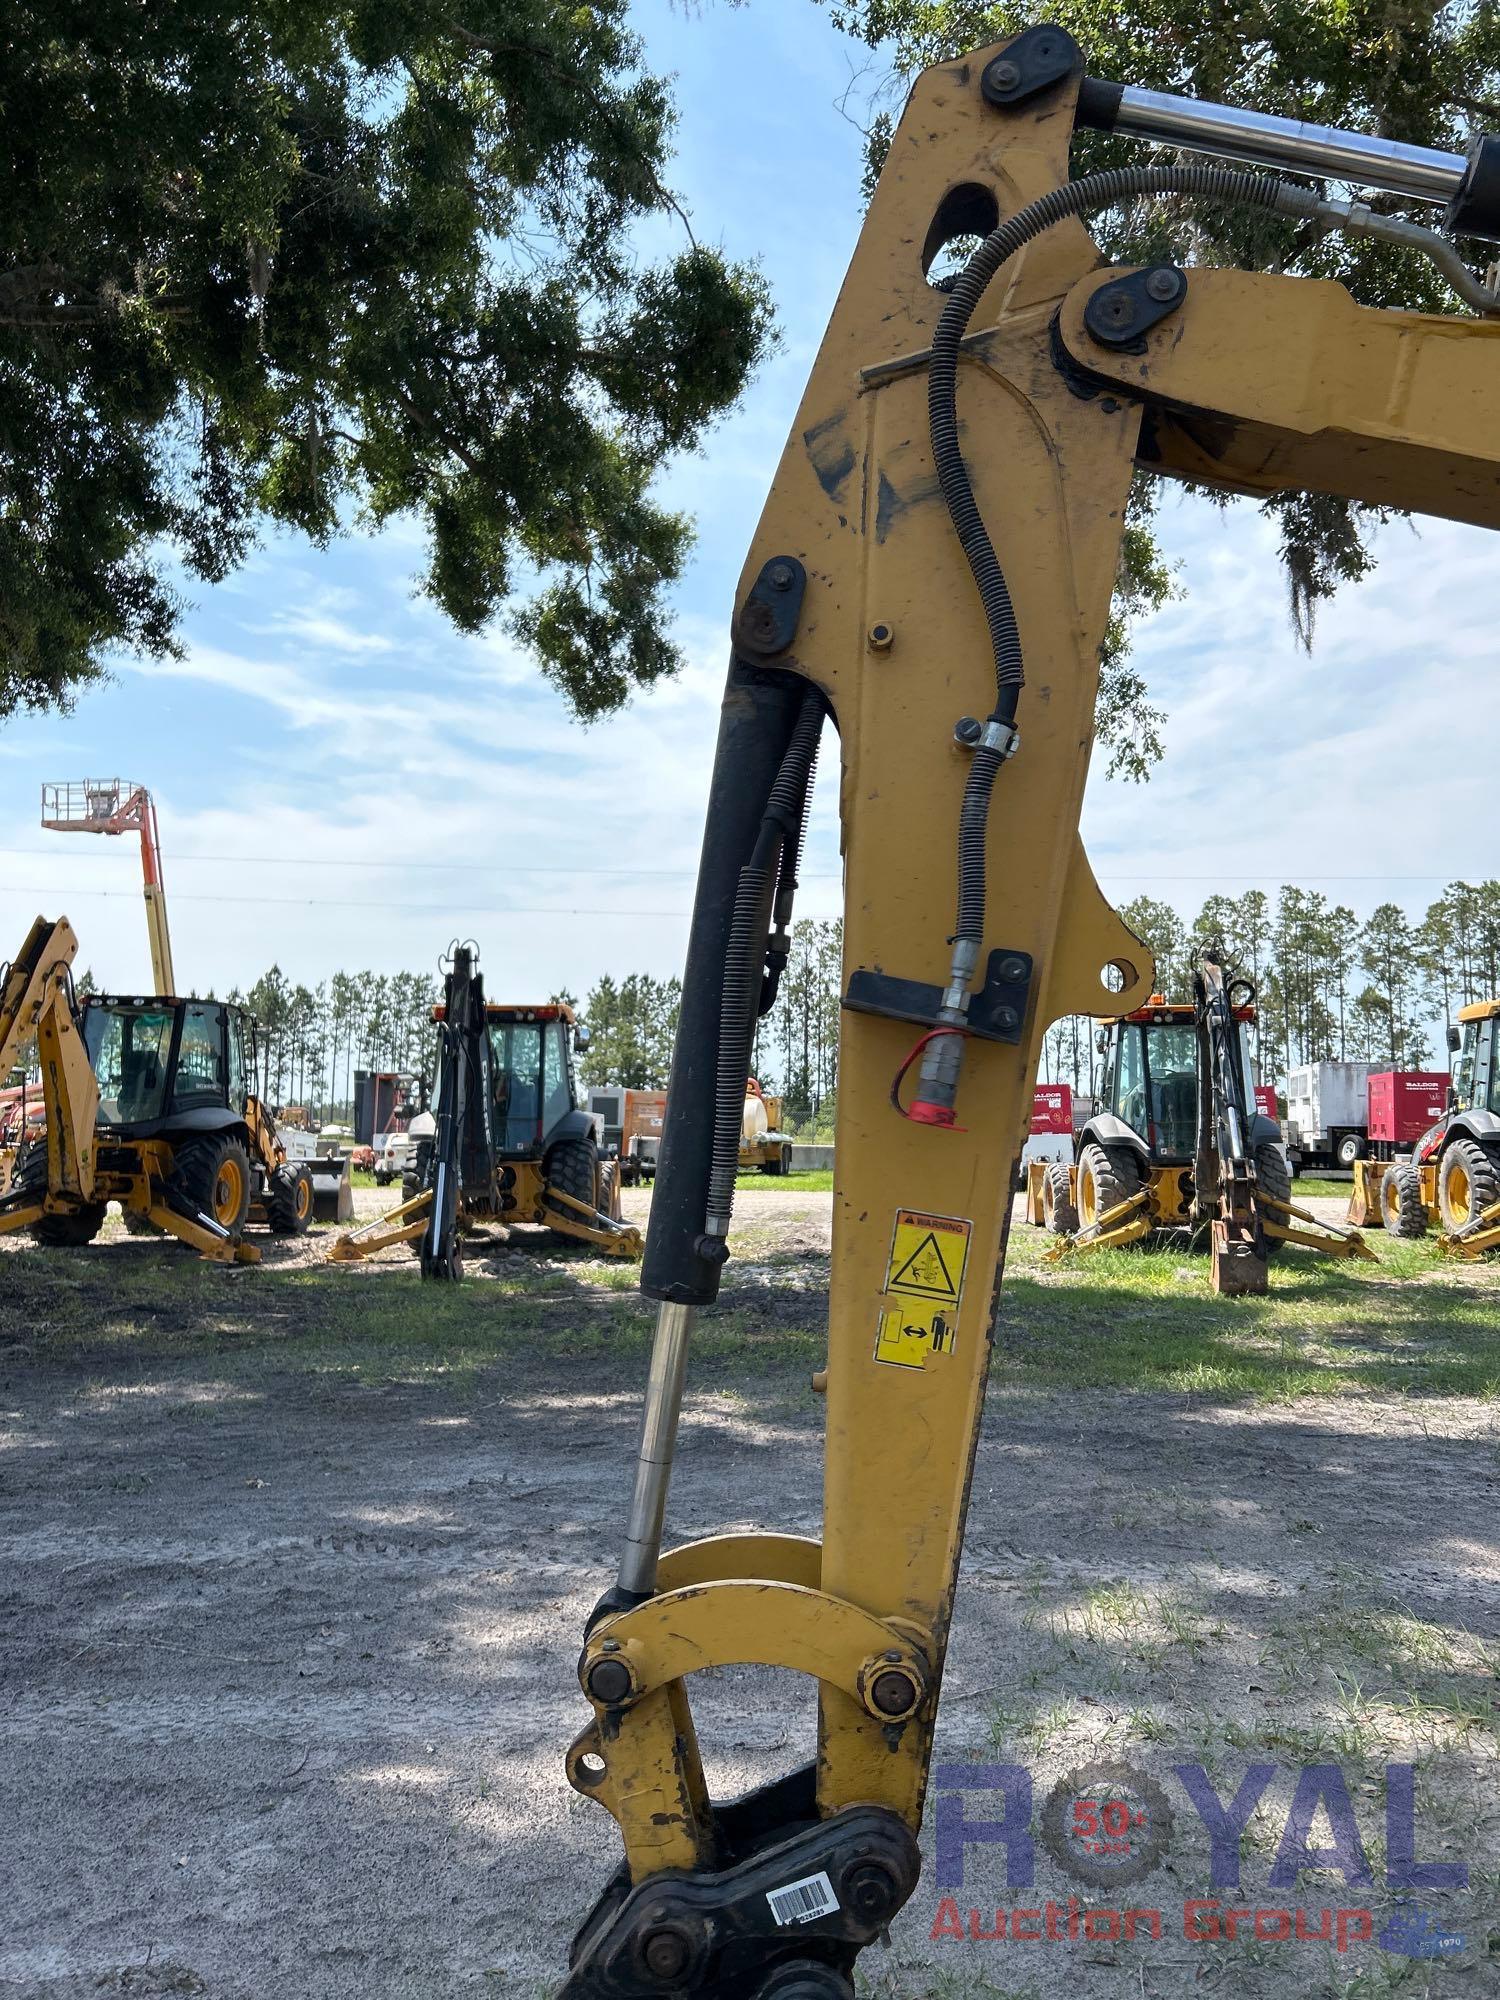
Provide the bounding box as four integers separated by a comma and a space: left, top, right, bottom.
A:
542, 1022, 573, 1135
1112, 1026, 1147, 1137
1453, 1025, 1477, 1112
1145, 1022, 1199, 1157
490, 1020, 542, 1149
85, 1004, 174, 1123
172, 1004, 226, 1111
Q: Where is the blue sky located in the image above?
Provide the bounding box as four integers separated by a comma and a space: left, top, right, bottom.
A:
2, 1, 1495, 1003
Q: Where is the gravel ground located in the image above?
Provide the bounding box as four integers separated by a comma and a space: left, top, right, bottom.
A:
1, 1189, 1495, 1999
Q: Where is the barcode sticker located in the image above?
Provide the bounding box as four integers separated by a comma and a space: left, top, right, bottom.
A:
766, 1870, 839, 1928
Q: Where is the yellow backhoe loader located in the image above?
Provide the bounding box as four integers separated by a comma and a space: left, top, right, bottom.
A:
1362, 998, 1500, 1255
329, 943, 641, 1276
0, 915, 313, 1261
1030, 955, 1371, 1289
555, 29, 1500, 1997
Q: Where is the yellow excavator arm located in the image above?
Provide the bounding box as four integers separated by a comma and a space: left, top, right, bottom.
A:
559, 29, 1500, 1997
0, 915, 100, 1204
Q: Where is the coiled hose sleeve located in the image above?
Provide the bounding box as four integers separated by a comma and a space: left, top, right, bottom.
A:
705, 688, 824, 1226
929, 164, 1284, 951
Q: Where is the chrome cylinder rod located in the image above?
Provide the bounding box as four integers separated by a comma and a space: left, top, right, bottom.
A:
616, 1300, 697, 1599
1080, 78, 1465, 209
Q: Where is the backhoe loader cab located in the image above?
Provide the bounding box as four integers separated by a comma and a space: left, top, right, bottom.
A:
70, 992, 313, 1243
1034, 996, 1281, 1238
329, 947, 641, 1276
1378, 1000, 1500, 1253
0, 917, 311, 1259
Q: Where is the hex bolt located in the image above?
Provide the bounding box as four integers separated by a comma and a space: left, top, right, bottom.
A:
768, 562, 795, 591
1144, 265, 1183, 302
586, 1656, 633, 1705
993, 1006, 1020, 1034
997, 955, 1028, 983
953, 716, 983, 746
867, 621, 894, 650
641, 1926, 693, 1981
987, 58, 1020, 90
870, 1667, 920, 1717
843, 1859, 902, 1926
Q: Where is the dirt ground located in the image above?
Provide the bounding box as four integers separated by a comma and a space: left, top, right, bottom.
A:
1, 1188, 1495, 1999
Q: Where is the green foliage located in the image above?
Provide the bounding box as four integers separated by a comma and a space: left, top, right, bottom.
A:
819, 0, 1500, 772
0, 1, 775, 718
240, 961, 440, 1112
1051, 880, 1494, 1093
577, 970, 680, 1088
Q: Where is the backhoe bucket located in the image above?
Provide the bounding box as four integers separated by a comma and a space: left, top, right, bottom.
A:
1210, 1220, 1268, 1294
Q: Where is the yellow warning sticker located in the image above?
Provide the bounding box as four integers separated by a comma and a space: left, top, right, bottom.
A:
875, 1299, 959, 1370
874, 1209, 971, 1370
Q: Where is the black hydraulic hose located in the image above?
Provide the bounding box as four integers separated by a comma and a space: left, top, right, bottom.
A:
929, 163, 1283, 950
705, 689, 824, 1226
760, 722, 821, 1017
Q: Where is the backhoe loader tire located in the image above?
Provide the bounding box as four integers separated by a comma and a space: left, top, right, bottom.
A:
1382, 1163, 1429, 1239
547, 1135, 600, 1240
266, 1163, 314, 1236
1439, 1138, 1500, 1233
1041, 1161, 1078, 1234
1077, 1142, 1143, 1232
598, 1158, 623, 1223
170, 1134, 254, 1237
16, 1142, 106, 1247
1254, 1141, 1292, 1257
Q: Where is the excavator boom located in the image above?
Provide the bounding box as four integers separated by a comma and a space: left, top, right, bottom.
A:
558, 26, 1500, 1993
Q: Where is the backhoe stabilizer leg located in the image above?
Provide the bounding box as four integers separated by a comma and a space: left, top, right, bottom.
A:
1045, 1185, 1153, 1258
544, 1185, 644, 1258
327, 1191, 433, 1262
1438, 1195, 1500, 1258
1257, 1193, 1377, 1260
143, 1190, 260, 1264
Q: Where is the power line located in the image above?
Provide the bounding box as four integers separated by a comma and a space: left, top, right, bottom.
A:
0, 883, 693, 918
0, 845, 1479, 884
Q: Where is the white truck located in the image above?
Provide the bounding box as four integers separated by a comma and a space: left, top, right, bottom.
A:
1283, 1061, 1376, 1172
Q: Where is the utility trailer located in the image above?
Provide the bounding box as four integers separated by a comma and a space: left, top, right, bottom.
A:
738, 1078, 793, 1175
1285, 1062, 1451, 1173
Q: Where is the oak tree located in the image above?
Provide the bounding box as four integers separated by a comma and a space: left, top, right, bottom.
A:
1, 1, 774, 718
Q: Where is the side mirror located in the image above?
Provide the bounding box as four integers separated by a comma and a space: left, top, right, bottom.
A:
575, 1024, 591, 1052
1447, 1024, 1461, 1053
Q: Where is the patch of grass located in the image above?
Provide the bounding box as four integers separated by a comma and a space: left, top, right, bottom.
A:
732, 1168, 834, 1192
995, 1223, 1499, 1400
1291, 1175, 1354, 1199
0, 1238, 824, 1389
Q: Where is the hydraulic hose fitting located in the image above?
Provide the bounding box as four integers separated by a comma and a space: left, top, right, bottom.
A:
909, 940, 980, 1125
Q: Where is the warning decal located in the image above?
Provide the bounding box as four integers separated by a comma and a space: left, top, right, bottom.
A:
874, 1209, 971, 1370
